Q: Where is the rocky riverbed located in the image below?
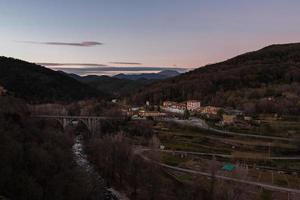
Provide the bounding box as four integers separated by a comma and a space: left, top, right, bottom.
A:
72, 135, 129, 200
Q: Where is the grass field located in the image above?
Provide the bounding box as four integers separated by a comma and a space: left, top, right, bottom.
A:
225, 115, 300, 138
151, 118, 300, 196
160, 152, 300, 190
155, 121, 299, 157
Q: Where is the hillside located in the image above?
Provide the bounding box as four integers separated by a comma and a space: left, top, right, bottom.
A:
0, 57, 103, 102
71, 70, 181, 97
132, 43, 300, 115
67, 73, 152, 97
114, 69, 180, 80
0, 96, 106, 199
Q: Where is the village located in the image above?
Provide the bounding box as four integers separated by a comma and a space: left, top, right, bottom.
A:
120, 99, 253, 128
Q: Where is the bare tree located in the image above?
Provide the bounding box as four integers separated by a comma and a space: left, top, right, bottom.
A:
208, 156, 218, 200
128, 155, 144, 199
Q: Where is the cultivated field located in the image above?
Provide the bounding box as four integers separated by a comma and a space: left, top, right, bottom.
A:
151, 119, 300, 198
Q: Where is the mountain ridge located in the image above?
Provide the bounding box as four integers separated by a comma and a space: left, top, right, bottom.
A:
64, 72, 153, 97
0, 57, 105, 102
131, 43, 300, 115
114, 69, 180, 80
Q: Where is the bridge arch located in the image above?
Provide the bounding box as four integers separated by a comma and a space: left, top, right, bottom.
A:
34, 116, 105, 135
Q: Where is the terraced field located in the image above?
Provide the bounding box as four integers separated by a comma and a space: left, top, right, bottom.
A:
153, 119, 300, 193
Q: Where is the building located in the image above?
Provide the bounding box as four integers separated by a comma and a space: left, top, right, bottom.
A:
244, 116, 253, 121
162, 101, 186, 114
224, 109, 244, 116
173, 103, 186, 110
186, 100, 201, 111
222, 164, 236, 171
146, 101, 150, 106
0, 85, 7, 96
161, 106, 185, 114
130, 107, 141, 111
200, 106, 221, 115
222, 114, 237, 125
163, 101, 186, 109
121, 109, 134, 117
138, 111, 167, 119
163, 101, 176, 107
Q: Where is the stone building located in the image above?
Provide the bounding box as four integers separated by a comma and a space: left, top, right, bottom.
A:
186, 100, 201, 111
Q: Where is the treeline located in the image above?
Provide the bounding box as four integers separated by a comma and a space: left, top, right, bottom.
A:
28, 99, 119, 116
85, 119, 243, 200
0, 96, 106, 200
87, 133, 166, 200
131, 43, 300, 115
70, 73, 152, 98
0, 57, 103, 103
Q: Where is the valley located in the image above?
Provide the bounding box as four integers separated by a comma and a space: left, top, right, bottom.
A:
1, 43, 300, 200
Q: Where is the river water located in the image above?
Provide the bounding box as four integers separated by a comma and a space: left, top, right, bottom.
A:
72, 135, 129, 200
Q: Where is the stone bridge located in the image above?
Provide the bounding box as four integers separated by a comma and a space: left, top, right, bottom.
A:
33, 115, 114, 134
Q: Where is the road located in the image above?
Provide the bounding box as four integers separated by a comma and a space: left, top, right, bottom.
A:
135, 148, 300, 194
158, 149, 300, 160
159, 162, 300, 194
35, 115, 296, 142
161, 118, 296, 142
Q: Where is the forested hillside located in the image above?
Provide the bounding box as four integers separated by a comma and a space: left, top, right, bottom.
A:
114, 69, 180, 80
132, 43, 300, 115
0, 96, 106, 200
0, 57, 103, 103
68, 73, 152, 97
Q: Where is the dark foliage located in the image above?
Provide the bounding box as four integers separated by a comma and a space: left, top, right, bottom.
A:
0, 57, 104, 103
114, 70, 180, 80
0, 96, 101, 200
68, 73, 153, 97
132, 43, 300, 115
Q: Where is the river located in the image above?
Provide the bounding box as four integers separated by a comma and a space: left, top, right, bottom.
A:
72, 135, 129, 200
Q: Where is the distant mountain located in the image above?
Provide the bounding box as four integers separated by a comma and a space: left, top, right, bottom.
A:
65, 72, 153, 97
0, 57, 104, 102
158, 69, 181, 77
132, 43, 300, 115
66, 69, 181, 97
114, 70, 180, 80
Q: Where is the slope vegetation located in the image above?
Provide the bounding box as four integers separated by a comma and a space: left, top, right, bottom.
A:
132, 43, 300, 115
0, 57, 103, 102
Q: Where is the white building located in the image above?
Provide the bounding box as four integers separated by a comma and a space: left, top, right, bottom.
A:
162, 101, 186, 114
161, 107, 185, 114
201, 106, 220, 115
186, 100, 201, 111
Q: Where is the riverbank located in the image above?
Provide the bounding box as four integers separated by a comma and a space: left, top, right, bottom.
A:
72, 135, 129, 200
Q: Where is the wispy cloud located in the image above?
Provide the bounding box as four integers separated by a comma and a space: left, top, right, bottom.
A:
109, 62, 142, 65
38, 62, 187, 76
49, 66, 187, 76
53, 67, 186, 72
18, 41, 103, 47
37, 62, 107, 67
39, 62, 142, 67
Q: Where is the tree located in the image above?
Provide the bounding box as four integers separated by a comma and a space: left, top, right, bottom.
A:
183, 109, 190, 119
128, 155, 144, 199
0, 96, 98, 200
208, 156, 218, 200
144, 162, 161, 200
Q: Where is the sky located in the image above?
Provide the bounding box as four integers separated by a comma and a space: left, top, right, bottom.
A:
0, 0, 300, 75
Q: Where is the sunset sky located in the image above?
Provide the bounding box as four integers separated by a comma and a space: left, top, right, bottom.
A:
1, 0, 300, 75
